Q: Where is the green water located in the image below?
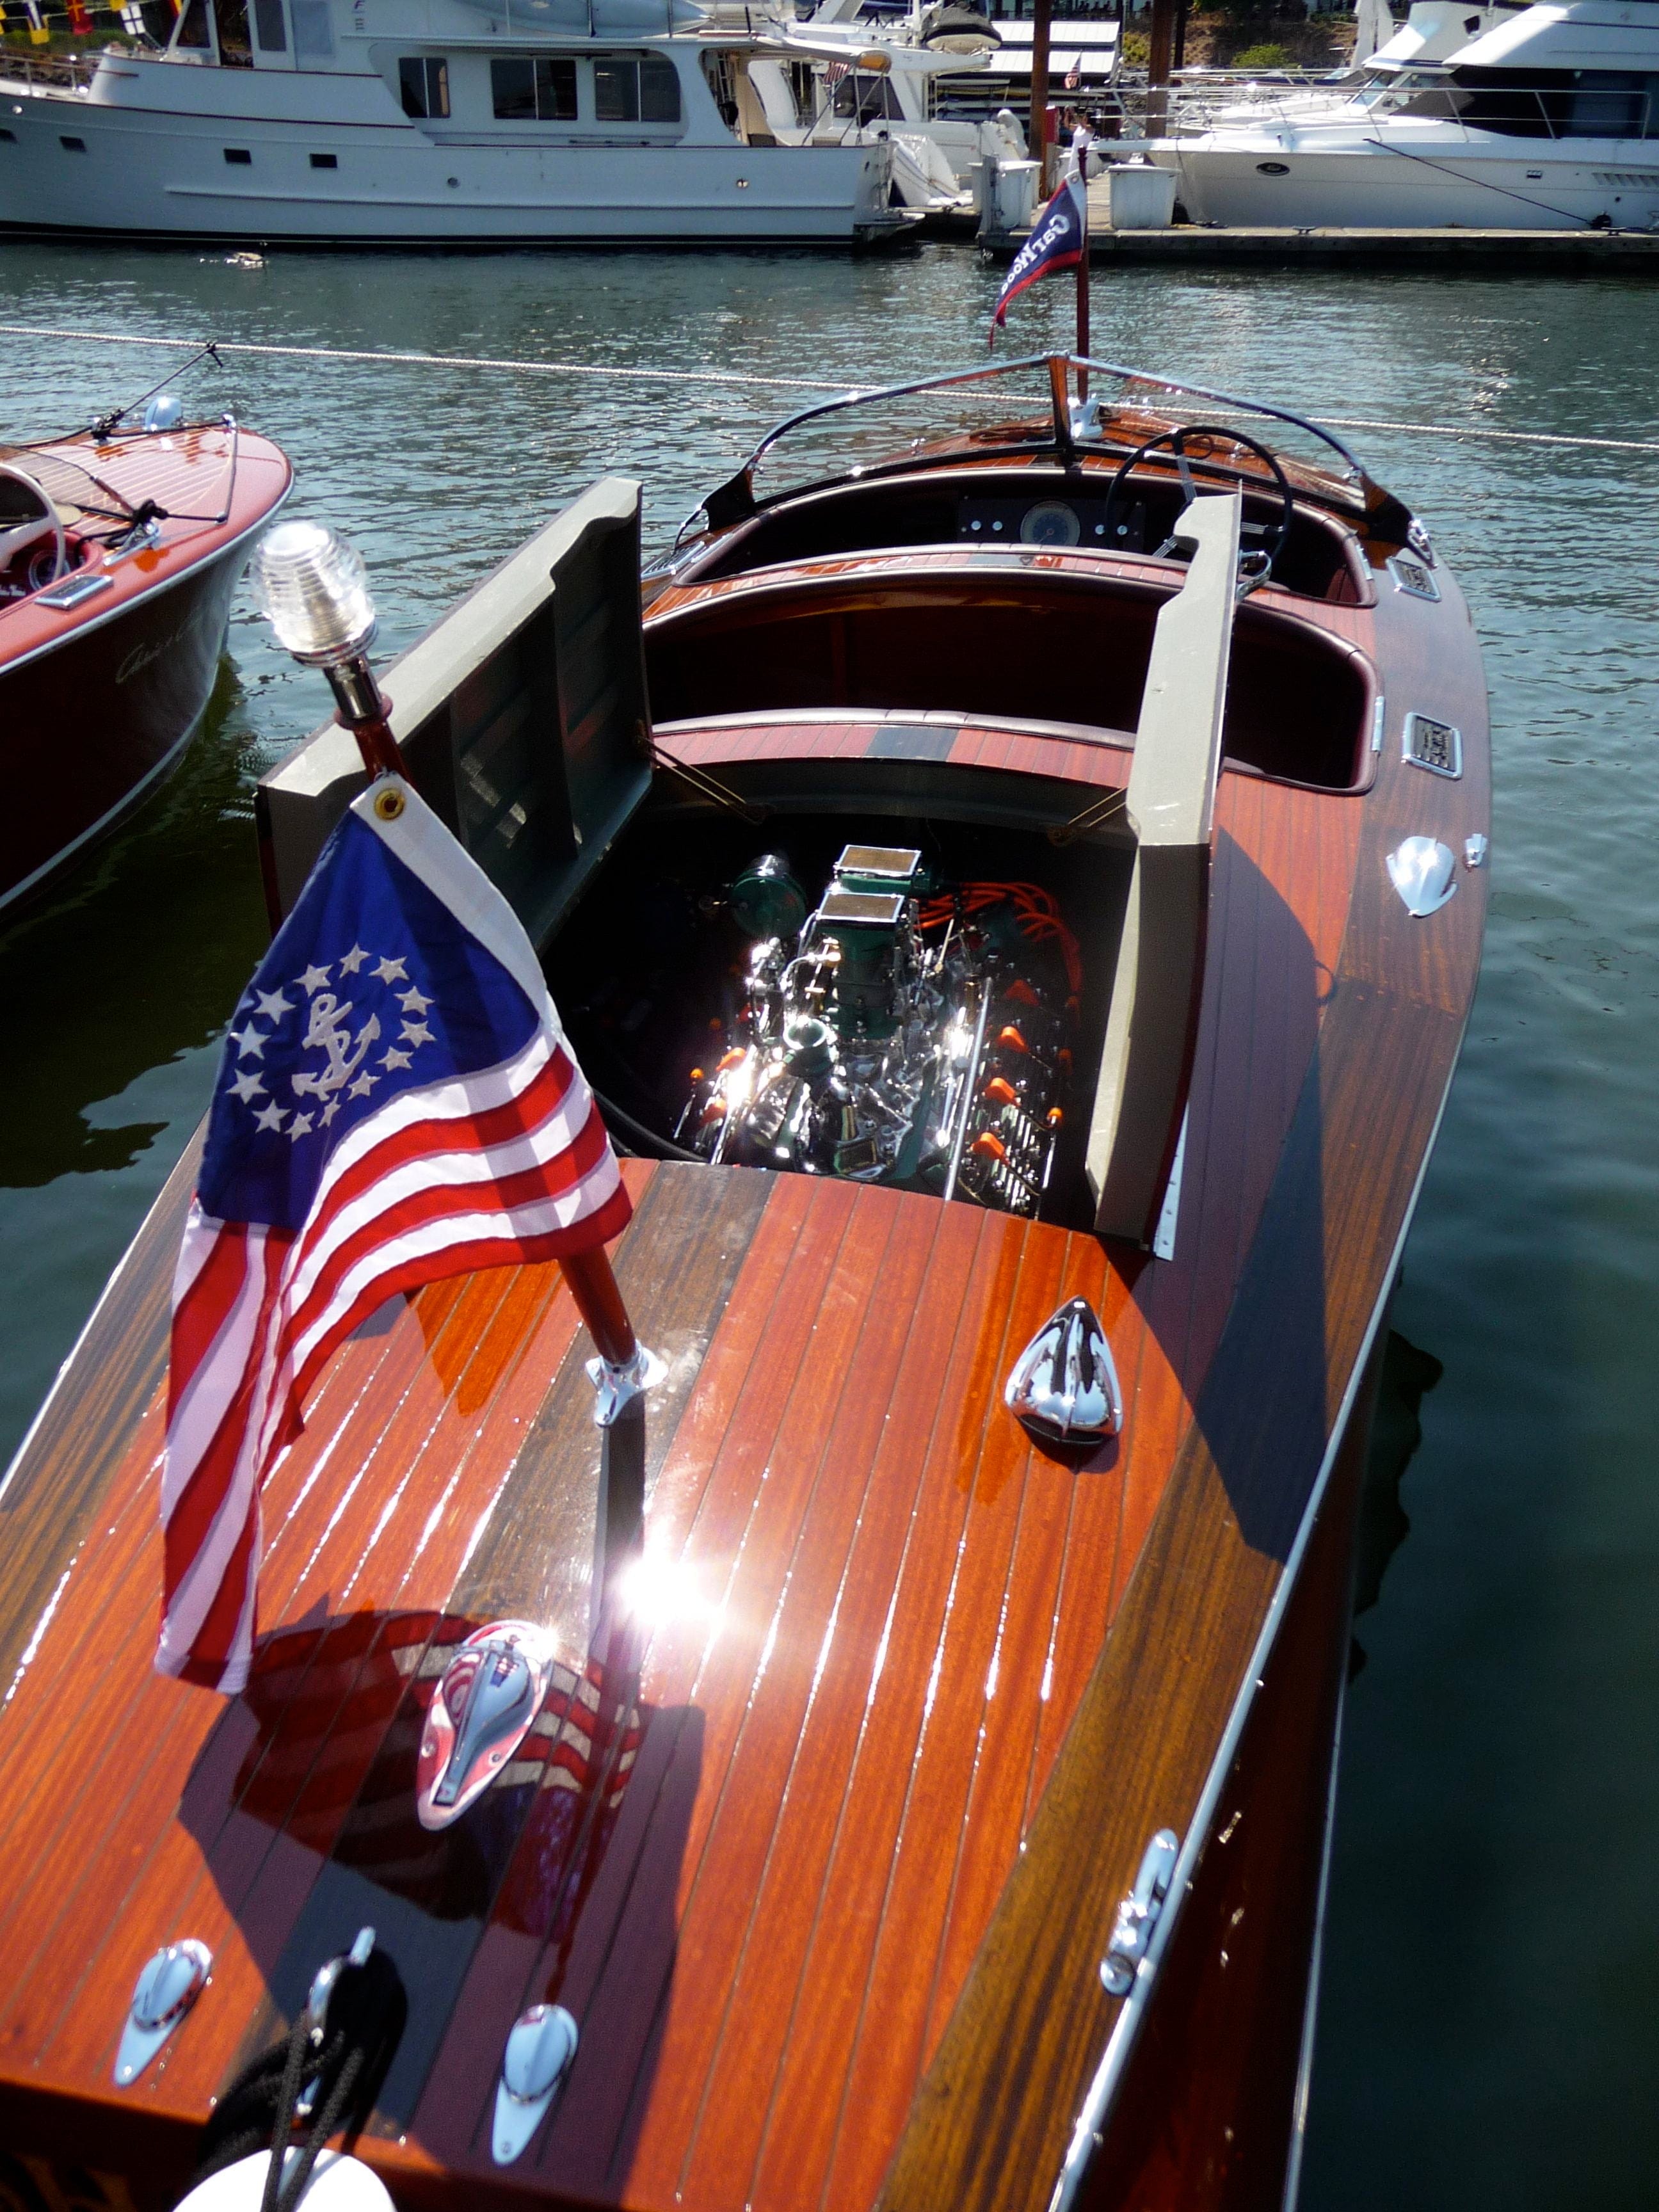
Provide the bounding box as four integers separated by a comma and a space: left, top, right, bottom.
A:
3, 239, 1657, 2208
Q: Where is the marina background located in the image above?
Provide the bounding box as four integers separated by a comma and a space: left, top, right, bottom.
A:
3, 237, 1656, 2208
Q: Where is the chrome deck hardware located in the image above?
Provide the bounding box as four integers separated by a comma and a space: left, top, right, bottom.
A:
1402, 711, 1463, 779
1464, 832, 1489, 869
1005, 1297, 1122, 1447
1386, 835, 1458, 918
298, 1927, 376, 2118
493, 2003, 579, 2165
417, 1621, 556, 1831
586, 1340, 667, 1429
1100, 1829, 1180, 1998
114, 1937, 211, 2085
307, 1926, 376, 2040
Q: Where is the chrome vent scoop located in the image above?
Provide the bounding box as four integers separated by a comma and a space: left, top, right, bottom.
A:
1004, 1295, 1123, 1447
417, 1621, 556, 1832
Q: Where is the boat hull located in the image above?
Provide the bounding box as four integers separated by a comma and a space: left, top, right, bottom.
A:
1162, 135, 1659, 228
0, 80, 903, 244
0, 540, 248, 911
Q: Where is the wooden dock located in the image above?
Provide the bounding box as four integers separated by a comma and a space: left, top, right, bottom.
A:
979, 180, 1659, 266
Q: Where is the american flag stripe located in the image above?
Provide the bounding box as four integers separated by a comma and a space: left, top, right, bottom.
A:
281, 1042, 589, 1325
285, 1134, 621, 1402
280, 1062, 615, 1384
160, 1088, 625, 1691
157, 775, 632, 1694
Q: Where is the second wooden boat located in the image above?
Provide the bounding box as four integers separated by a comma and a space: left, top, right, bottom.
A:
0, 353, 1486, 2212
0, 395, 292, 911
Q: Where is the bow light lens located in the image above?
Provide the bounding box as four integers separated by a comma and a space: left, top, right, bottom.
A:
251, 518, 376, 666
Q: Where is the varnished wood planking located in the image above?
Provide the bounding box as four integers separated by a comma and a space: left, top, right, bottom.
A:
231, 1166, 769, 2129
874, 575, 1484, 2212
641, 1195, 948, 2202
517, 1175, 877, 2195
666, 1203, 991, 2212
0, 1134, 200, 1697
1079, 1340, 1381, 2212
4, 1255, 578, 2103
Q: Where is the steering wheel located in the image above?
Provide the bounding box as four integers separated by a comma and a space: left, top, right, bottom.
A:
1100, 424, 1295, 586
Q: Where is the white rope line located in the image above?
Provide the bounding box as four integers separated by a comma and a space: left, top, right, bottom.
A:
6, 320, 1659, 455
0, 321, 861, 396
1317, 412, 1659, 454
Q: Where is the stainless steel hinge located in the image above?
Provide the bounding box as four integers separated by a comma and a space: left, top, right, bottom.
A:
1100, 1828, 1180, 1998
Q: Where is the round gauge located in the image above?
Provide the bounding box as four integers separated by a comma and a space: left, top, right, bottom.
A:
1020, 501, 1083, 548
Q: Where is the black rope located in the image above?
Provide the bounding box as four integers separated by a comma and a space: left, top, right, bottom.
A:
593, 1087, 705, 1165
189, 1947, 405, 2208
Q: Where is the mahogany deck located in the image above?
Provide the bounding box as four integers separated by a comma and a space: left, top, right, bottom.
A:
0, 502, 1487, 2212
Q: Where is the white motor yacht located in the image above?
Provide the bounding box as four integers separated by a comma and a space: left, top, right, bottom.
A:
1155, 0, 1659, 230
1166, 0, 1523, 133
0, 0, 912, 244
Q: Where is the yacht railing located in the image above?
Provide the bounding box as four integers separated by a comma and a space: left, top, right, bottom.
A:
0, 46, 101, 91
1165, 65, 1659, 143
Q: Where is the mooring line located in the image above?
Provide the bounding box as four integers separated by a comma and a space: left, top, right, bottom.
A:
6, 319, 1659, 454
0, 320, 859, 395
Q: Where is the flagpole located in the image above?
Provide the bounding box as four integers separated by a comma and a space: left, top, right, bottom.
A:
325, 658, 651, 1405
250, 517, 657, 1426
561, 1246, 637, 1366
327, 660, 409, 780
1075, 147, 1091, 402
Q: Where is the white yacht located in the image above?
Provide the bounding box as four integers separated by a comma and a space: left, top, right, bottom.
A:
1166, 0, 1523, 132
1156, 0, 1659, 229
0, 0, 912, 243
725, 0, 1029, 216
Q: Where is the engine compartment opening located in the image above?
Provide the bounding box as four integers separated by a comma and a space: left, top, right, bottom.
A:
547, 804, 1131, 1230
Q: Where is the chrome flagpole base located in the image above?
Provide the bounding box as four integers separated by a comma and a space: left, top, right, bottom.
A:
586, 1342, 666, 1427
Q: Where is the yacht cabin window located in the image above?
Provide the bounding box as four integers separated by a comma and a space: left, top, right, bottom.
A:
401, 55, 451, 117
831, 70, 902, 122
594, 52, 682, 123
171, 0, 212, 52
1394, 65, 1659, 138
252, 0, 285, 49
290, 0, 332, 60
491, 56, 579, 120
214, 0, 253, 64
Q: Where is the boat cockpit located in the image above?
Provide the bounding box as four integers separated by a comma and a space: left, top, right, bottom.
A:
262, 359, 1407, 1249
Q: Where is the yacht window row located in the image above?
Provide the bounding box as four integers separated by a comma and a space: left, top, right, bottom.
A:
396, 51, 681, 126
1391, 65, 1659, 139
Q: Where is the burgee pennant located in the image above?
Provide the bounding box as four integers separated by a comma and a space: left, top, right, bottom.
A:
157, 776, 631, 1695
991, 171, 1088, 341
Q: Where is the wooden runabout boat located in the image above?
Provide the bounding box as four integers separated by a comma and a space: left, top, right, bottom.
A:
0, 355, 1487, 2212
0, 397, 291, 912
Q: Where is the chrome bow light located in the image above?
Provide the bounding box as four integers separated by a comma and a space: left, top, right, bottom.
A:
1386, 835, 1458, 918
114, 1937, 212, 2086
250, 518, 400, 755
494, 2002, 579, 2165
1004, 1295, 1122, 1447
416, 1621, 556, 1831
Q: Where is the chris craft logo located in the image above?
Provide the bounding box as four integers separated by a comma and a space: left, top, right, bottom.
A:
225, 943, 437, 1142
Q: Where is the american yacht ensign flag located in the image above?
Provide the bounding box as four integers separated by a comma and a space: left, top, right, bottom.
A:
157, 777, 630, 1695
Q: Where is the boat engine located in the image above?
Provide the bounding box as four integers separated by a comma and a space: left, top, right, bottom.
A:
676, 844, 1078, 1218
